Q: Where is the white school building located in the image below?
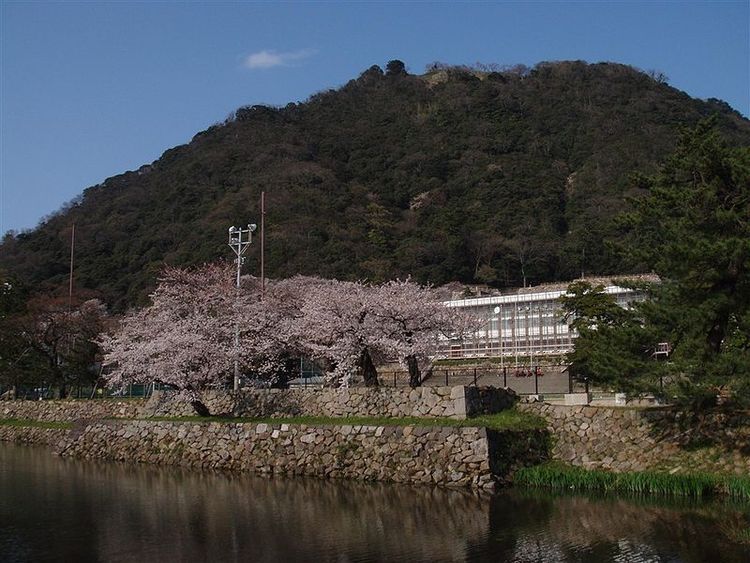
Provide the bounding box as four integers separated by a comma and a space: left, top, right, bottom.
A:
437, 275, 657, 364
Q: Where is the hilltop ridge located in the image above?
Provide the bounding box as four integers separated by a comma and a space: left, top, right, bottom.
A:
2, 59, 748, 310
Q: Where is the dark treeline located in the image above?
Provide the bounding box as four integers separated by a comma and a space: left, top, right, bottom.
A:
2, 59, 749, 311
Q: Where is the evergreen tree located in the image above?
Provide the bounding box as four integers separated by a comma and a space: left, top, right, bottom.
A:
560, 280, 668, 397
564, 122, 750, 408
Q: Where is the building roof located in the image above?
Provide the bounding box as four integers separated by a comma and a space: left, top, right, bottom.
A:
442, 273, 659, 308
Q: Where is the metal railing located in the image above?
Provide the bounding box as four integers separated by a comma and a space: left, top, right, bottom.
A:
1, 367, 582, 399
374, 365, 578, 395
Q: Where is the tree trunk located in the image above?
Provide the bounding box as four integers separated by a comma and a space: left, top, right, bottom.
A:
359, 348, 379, 387
191, 400, 211, 417
707, 316, 728, 355
407, 355, 421, 388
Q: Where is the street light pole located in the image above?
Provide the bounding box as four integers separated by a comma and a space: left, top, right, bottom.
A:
228, 223, 257, 391
493, 306, 501, 367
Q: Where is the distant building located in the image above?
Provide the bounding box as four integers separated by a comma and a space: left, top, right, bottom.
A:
437, 275, 657, 364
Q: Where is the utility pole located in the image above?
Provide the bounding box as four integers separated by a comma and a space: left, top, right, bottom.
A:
581, 246, 586, 279
68, 224, 75, 312
228, 223, 257, 391
260, 191, 266, 296
64, 224, 76, 394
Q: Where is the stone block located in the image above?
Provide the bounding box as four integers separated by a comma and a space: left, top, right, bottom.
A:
450, 386, 466, 400
453, 398, 467, 419
564, 393, 590, 406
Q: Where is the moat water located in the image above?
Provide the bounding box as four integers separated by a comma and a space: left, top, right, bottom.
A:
1, 442, 748, 562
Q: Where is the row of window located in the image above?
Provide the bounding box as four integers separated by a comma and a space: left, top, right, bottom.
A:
438, 284, 645, 360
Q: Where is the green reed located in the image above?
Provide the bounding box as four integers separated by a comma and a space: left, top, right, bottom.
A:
515, 462, 750, 499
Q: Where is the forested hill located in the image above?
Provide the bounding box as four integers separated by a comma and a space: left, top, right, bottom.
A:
2, 60, 749, 311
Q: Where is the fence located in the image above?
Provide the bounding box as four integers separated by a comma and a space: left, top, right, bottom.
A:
1, 366, 582, 400
375, 365, 580, 395
0, 382, 163, 401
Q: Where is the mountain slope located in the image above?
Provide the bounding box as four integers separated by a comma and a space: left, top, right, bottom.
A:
2, 60, 749, 310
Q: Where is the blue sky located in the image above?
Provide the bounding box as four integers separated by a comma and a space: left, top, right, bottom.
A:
1, 1, 748, 235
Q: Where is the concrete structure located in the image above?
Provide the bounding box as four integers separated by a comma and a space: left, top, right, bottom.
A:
438, 275, 656, 363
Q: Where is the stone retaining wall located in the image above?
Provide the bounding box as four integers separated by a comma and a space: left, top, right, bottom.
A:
57, 419, 501, 489
0, 386, 516, 424
0, 399, 144, 422
144, 386, 516, 420
0, 425, 68, 446
519, 402, 750, 475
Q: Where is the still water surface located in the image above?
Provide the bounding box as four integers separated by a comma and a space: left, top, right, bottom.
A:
1, 443, 748, 563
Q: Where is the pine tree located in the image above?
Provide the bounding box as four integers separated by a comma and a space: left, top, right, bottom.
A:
565, 122, 750, 407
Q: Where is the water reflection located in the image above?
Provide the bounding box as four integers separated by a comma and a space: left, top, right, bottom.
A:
1, 443, 748, 562
474, 491, 750, 562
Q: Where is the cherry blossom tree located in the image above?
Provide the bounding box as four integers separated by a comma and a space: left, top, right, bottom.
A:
372, 279, 473, 387
236, 275, 303, 386
102, 262, 479, 406
287, 277, 475, 388
101, 263, 293, 415
290, 277, 385, 387
100, 264, 237, 415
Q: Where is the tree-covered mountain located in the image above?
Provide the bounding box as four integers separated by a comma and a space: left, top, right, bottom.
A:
2, 60, 748, 311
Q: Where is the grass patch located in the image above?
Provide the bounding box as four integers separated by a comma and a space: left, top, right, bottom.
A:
0, 418, 72, 430
515, 462, 750, 500
142, 408, 546, 431
723, 475, 750, 501
469, 410, 547, 431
